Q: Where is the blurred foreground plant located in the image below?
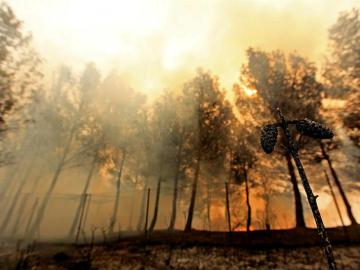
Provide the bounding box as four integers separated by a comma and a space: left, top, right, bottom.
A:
260, 108, 336, 270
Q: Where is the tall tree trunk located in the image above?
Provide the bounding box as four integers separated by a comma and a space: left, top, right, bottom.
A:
206, 182, 211, 231
0, 134, 33, 203
70, 194, 86, 238
11, 172, 43, 237
285, 152, 306, 228
27, 124, 77, 237
68, 151, 98, 238
82, 194, 92, 231
244, 170, 251, 232
168, 139, 184, 230
75, 193, 89, 243
320, 141, 357, 225
184, 148, 201, 232
128, 171, 139, 230
225, 182, 231, 232
323, 169, 345, 227
10, 193, 30, 236
136, 177, 149, 231
28, 165, 63, 237
109, 148, 127, 234
24, 197, 39, 238
0, 161, 34, 234
144, 188, 151, 233
264, 192, 271, 230
0, 166, 19, 205
149, 177, 162, 232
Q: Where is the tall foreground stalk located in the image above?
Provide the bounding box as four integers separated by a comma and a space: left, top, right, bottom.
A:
260, 108, 336, 270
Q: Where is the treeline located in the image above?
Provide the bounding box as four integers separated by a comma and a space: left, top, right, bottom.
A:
0, 3, 359, 239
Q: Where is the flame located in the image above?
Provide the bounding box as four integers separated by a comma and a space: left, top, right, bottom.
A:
242, 86, 257, 97
233, 225, 256, 232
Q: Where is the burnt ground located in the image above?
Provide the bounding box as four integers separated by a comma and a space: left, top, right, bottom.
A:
0, 225, 359, 269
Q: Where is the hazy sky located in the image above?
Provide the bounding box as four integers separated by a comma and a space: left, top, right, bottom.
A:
8, 0, 360, 93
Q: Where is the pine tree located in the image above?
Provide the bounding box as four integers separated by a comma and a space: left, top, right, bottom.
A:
240, 49, 323, 228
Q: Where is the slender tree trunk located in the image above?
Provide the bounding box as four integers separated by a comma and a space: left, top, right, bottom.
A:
285, 152, 306, 228
27, 122, 78, 237
169, 168, 180, 230
27, 97, 87, 238
184, 148, 201, 232
168, 140, 184, 230
2, 184, 16, 211
323, 169, 345, 227
0, 134, 32, 203
244, 171, 251, 232
82, 194, 92, 231
149, 177, 162, 232
109, 148, 127, 234
225, 182, 231, 233
206, 182, 211, 231
128, 171, 139, 230
75, 193, 89, 243
24, 197, 39, 238
264, 192, 271, 231
144, 188, 150, 234
0, 161, 34, 234
30, 172, 43, 192
0, 167, 19, 205
10, 193, 30, 236
11, 172, 43, 237
68, 151, 98, 238
69, 194, 86, 239
320, 141, 357, 225
27, 165, 63, 237
136, 177, 149, 231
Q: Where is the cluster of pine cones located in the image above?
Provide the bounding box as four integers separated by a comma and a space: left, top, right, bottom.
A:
260, 119, 333, 154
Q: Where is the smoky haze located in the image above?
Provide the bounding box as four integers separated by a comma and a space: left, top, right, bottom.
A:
0, 0, 359, 243
8, 0, 359, 92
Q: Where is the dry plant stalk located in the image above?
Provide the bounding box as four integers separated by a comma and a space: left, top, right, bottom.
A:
260, 108, 336, 270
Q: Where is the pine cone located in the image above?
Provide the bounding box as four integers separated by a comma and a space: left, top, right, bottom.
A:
260, 124, 278, 154
296, 119, 334, 139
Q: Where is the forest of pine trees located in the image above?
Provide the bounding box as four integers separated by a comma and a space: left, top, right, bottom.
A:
0, 2, 359, 242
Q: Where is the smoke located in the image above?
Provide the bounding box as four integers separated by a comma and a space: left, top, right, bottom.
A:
9, 0, 359, 93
